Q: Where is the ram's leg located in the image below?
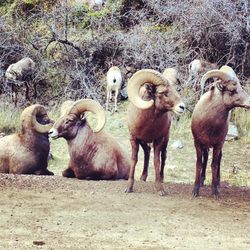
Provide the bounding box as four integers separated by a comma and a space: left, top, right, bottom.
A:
160, 140, 168, 183
106, 88, 110, 111
11, 84, 17, 106
34, 168, 54, 175
211, 146, 222, 198
33, 82, 37, 99
25, 82, 30, 101
217, 150, 222, 187
200, 148, 209, 186
62, 167, 76, 178
73, 167, 89, 180
153, 138, 166, 196
114, 88, 119, 112
42, 169, 54, 175
125, 138, 139, 193
192, 142, 203, 197
139, 141, 151, 181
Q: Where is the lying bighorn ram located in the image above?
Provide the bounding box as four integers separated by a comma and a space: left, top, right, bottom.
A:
0, 104, 54, 175
192, 65, 250, 198
125, 69, 185, 195
49, 99, 130, 180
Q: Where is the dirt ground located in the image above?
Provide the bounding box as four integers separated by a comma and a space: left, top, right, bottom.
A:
0, 174, 249, 250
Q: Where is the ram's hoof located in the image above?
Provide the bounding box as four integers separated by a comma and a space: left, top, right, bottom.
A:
62, 168, 75, 178
212, 188, 220, 199
192, 187, 200, 198
212, 194, 220, 200
140, 174, 147, 182
124, 187, 133, 193
46, 170, 54, 176
155, 182, 167, 196
158, 189, 167, 196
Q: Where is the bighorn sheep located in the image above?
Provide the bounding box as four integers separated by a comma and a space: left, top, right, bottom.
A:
163, 68, 182, 92
106, 66, 122, 112
0, 104, 54, 175
72, 0, 105, 8
163, 68, 180, 85
187, 59, 217, 93
124, 69, 185, 195
49, 99, 130, 180
5, 57, 36, 105
188, 59, 202, 76
192, 65, 250, 198
60, 100, 75, 117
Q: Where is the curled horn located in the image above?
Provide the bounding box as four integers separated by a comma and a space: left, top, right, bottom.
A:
200, 65, 238, 95
68, 99, 106, 132
20, 104, 53, 133
127, 69, 169, 109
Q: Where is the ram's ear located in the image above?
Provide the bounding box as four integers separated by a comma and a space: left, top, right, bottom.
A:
210, 85, 215, 91
80, 113, 86, 121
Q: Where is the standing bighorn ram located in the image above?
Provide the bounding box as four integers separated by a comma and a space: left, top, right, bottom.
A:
192, 65, 250, 198
5, 57, 36, 105
124, 69, 185, 195
0, 104, 54, 175
49, 99, 130, 180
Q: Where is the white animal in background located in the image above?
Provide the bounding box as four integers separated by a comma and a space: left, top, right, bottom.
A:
106, 66, 122, 112
187, 59, 217, 91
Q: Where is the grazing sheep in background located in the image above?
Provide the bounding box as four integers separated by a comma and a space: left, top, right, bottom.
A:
162, 68, 180, 86
60, 100, 75, 117
163, 67, 182, 93
49, 99, 130, 180
74, 0, 105, 8
188, 59, 202, 77
106, 66, 122, 112
192, 65, 250, 198
80, 0, 105, 8
5, 57, 36, 105
0, 104, 54, 175
124, 69, 185, 195
187, 59, 217, 92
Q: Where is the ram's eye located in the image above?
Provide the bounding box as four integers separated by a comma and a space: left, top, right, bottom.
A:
65, 119, 72, 125
229, 90, 237, 96
158, 91, 168, 96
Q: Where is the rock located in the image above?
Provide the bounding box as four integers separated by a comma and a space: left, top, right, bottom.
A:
125, 66, 136, 73
120, 87, 128, 100
126, 72, 133, 79
112, 120, 122, 129
0, 132, 6, 138
47, 151, 54, 161
170, 140, 183, 149
225, 123, 239, 141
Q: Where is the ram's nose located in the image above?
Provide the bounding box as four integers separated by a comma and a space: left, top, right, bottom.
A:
48, 128, 58, 139
174, 102, 185, 114
179, 103, 185, 112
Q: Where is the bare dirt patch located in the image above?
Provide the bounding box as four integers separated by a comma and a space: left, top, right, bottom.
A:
0, 174, 249, 249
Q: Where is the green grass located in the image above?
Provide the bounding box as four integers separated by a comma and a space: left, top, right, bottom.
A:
231, 108, 250, 141
0, 102, 21, 134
